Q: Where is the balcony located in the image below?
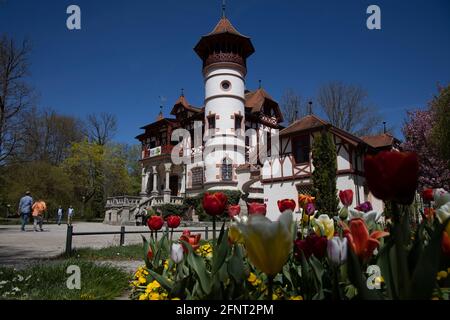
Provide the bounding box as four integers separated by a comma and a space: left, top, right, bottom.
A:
142, 145, 175, 160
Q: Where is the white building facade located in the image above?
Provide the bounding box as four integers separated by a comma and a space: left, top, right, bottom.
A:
104, 16, 393, 225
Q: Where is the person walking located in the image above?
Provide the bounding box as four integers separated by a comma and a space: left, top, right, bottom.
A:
32, 200, 47, 232
67, 205, 74, 226
57, 206, 63, 226
18, 191, 33, 231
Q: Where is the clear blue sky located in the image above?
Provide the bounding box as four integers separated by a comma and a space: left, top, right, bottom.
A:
1, 0, 449, 144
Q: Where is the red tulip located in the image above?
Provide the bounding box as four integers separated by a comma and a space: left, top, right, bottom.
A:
339, 189, 353, 207
277, 199, 296, 213
202, 192, 228, 216
166, 215, 181, 229
364, 151, 419, 205
227, 204, 241, 218
343, 218, 389, 261
294, 234, 328, 260
442, 232, 450, 257
147, 215, 164, 231
182, 229, 191, 236
179, 233, 201, 253
247, 202, 267, 216
422, 188, 434, 202
147, 247, 153, 260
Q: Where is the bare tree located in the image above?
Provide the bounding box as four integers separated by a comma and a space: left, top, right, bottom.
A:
18, 107, 84, 164
0, 36, 32, 165
317, 81, 382, 136
85, 113, 117, 146
280, 89, 308, 125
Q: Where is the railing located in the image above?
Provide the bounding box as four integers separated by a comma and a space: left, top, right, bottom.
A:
65, 225, 210, 256
106, 196, 141, 208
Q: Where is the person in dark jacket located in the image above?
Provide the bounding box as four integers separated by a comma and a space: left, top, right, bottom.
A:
18, 191, 33, 231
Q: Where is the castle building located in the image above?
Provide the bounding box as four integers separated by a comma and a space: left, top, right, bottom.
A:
104, 15, 395, 224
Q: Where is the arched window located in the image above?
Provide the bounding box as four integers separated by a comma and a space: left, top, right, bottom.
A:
222, 158, 233, 181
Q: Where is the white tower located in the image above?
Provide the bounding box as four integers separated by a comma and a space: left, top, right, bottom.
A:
194, 16, 255, 191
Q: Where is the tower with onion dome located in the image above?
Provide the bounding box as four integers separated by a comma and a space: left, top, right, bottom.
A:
194, 13, 255, 190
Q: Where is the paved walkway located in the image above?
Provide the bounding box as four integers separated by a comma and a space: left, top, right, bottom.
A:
0, 222, 150, 267
0, 221, 214, 268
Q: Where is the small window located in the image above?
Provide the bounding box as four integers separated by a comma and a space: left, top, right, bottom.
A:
235, 115, 242, 131
221, 80, 231, 91
293, 135, 310, 164
267, 134, 272, 157
208, 116, 216, 130
222, 158, 233, 181
192, 167, 204, 186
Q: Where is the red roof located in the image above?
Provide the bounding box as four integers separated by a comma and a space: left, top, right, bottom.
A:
170, 95, 202, 115
361, 133, 398, 148
280, 114, 367, 147
207, 17, 249, 38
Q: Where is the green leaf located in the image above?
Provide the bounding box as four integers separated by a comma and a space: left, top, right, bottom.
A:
409, 218, 447, 299
228, 253, 245, 283
147, 268, 173, 292
309, 255, 325, 300
185, 246, 211, 295
346, 243, 380, 300
212, 228, 229, 275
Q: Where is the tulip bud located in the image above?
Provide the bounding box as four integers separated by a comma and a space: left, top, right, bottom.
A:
171, 243, 184, 264
327, 237, 347, 265
339, 207, 349, 220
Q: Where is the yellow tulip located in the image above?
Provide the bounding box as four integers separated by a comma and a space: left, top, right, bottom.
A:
237, 211, 294, 276
228, 224, 244, 244
313, 214, 335, 239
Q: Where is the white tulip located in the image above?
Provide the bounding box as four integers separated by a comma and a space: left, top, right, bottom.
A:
434, 189, 450, 208
327, 237, 348, 265
171, 243, 184, 264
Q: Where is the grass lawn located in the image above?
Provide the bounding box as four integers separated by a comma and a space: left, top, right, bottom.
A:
67, 244, 144, 261
0, 259, 130, 300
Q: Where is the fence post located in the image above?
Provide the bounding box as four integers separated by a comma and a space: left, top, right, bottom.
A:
205, 226, 209, 240
120, 226, 125, 246
65, 225, 73, 256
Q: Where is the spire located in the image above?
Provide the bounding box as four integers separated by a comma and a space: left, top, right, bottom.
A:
258, 80, 262, 89
181, 88, 184, 97
308, 101, 313, 115
157, 105, 164, 121
222, 0, 226, 18
383, 121, 387, 134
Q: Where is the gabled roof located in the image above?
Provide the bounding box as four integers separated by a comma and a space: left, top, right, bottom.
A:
280, 115, 329, 136
280, 114, 367, 147
244, 88, 283, 123
170, 95, 202, 116
361, 133, 399, 149
138, 117, 178, 131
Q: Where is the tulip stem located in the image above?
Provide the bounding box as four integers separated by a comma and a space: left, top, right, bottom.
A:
267, 275, 274, 300
170, 228, 173, 243
213, 216, 216, 242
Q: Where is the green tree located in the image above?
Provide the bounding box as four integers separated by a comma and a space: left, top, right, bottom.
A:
431, 84, 450, 165
312, 130, 339, 217
63, 141, 134, 218
1, 161, 75, 218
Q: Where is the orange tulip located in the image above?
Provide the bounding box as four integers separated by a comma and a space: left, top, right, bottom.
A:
343, 218, 389, 261
298, 194, 315, 208
442, 232, 450, 257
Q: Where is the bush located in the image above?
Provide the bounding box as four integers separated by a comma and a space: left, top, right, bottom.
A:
153, 203, 190, 219
183, 190, 242, 222
312, 131, 339, 217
